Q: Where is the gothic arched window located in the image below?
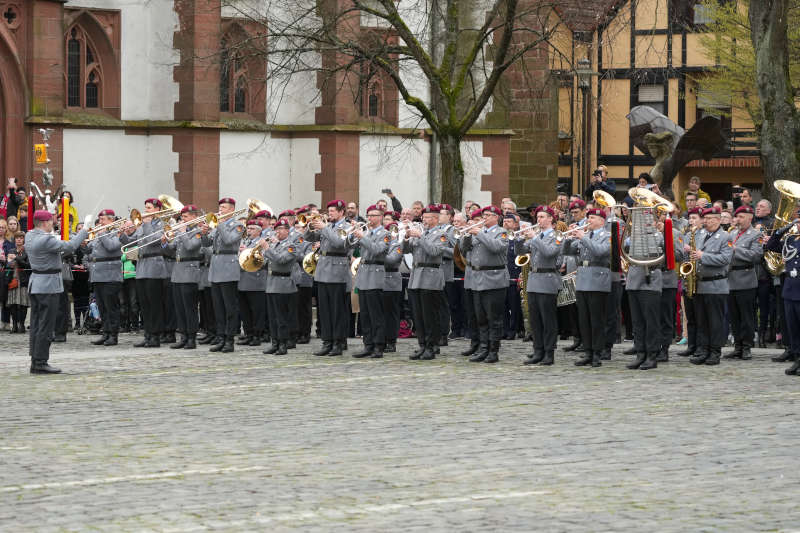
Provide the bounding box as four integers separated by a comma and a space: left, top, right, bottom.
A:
65, 26, 102, 109
220, 37, 249, 113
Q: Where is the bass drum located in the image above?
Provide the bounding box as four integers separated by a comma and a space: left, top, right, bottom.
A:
556, 273, 577, 307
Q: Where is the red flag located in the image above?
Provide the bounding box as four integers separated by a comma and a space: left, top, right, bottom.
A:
665, 218, 675, 270
27, 194, 34, 231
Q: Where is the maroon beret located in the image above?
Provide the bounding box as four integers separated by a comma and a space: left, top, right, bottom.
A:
246, 219, 260, 227
422, 204, 441, 214
145, 198, 163, 208
702, 207, 721, 217
366, 204, 383, 214
255, 210, 271, 218
296, 205, 310, 214
33, 210, 53, 222
535, 205, 555, 218
98, 209, 115, 217
569, 200, 586, 210
384, 222, 398, 231
275, 218, 291, 228
470, 209, 483, 220
218, 197, 236, 206
734, 205, 754, 216
180, 205, 198, 214
387, 210, 400, 220
483, 205, 502, 217
278, 209, 296, 218
327, 199, 345, 209
438, 203, 453, 213
586, 208, 607, 219
687, 207, 702, 216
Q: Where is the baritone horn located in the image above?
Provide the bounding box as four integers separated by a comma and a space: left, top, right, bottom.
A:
238, 246, 266, 272
764, 180, 800, 275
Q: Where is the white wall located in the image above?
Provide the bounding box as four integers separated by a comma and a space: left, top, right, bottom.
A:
359, 135, 430, 208
219, 132, 321, 213
461, 140, 493, 208
66, 0, 180, 120
63, 129, 179, 217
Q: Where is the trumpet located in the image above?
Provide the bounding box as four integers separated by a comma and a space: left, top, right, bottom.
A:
511, 224, 540, 238
343, 221, 369, 243
454, 220, 485, 237
86, 209, 143, 241
297, 213, 327, 227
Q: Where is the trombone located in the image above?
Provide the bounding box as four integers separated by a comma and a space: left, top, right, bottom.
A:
86, 208, 143, 241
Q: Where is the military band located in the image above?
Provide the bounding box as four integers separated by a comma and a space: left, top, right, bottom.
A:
18, 182, 800, 380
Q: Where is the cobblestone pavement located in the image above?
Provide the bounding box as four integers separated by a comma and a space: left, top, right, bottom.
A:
2, 332, 800, 532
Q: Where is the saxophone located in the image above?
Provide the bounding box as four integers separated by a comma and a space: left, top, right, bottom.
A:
678, 228, 697, 298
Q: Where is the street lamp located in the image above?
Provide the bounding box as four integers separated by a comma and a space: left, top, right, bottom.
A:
575, 58, 598, 195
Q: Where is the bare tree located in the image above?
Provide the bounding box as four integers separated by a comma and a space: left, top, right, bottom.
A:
222, 0, 574, 207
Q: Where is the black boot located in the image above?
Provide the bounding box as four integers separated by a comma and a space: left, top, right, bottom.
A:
469, 343, 489, 362
690, 349, 709, 365
419, 344, 436, 360
723, 344, 743, 359
92, 333, 110, 345
162, 332, 176, 344
103, 334, 118, 346
574, 352, 593, 366
296, 335, 311, 345
460, 339, 480, 356
353, 345, 374, 358
563, 338, 582, 352
209, 336, 226, 352
221, 336, 235, 353
248, 335, 262, 347
328, 340, 343, 356
198, 333, 215, 345
384, 342, 396, 353
276, 341, 288, 355
371, 345, 384, 359
183, 334, 197, 350
622, 346, 638, 355
627, 352, 646, 370
600, 347, 612, 360
704, 349, 721, 366
541, 351, 554, 366
785, 355, 800, 375
134, 334, 150, 348
590, 351, 602, 367
263, 342, 279, 355
741, 346, 752, 360
287, 337, 297, 349
639, 352, 658, 370
236, 335, 252, 345
524, 350, 544, 365
314, 341, 333, 356
145, 334, 161, 347
170, 335, 187, 349
772, 349, 791, 362
483, 341, 499, 364
656, 346, 668, 362
30, 363, 62, 374
410, 344, 425, 360
677, 345, 696, 357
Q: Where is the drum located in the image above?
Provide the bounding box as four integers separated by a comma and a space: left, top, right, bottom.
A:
557, 273, 577, 307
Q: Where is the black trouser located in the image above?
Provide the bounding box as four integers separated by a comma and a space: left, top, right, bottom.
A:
783, 298, 800, 356
576, 290, 608, 353
409, 288, 441, 347
438, 284, 451, 340
660, 287, 677, 350
119, 278, 139, 330
383, 290, 402, 343
528, 292, 558, 353
729, 288, 757, 348
504, 283, 523, 337
199, 288, 215, 334
559, 302, 579, 338
289, 292, 300, 338
317, 282, 348, 342
211, 281, 239, 337
475, 287, 506, 344
463, 288, 478, 341
629, 289, 661, 353
359, 289, 385, 348
605, 280, 622, 347
239, 290, 266, 337
621, 288, 633, 338
174, 283, 199, 335
695, 293, 727, 351
447, 279, 465, 335
95, 281, 122, 334
29, 293, 59, 365
137, 278, 164, 337
163, 279, 176, 333
757, 279, 776, 333
267, 292, 293, 341
296, 285, 313, 337
684, 294, 697, 348
55, 282, 71, 335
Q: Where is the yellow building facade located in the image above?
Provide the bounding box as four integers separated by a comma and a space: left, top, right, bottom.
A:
554, 0, 761, 202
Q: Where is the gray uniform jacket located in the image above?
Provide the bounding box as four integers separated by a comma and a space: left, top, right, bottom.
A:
518, 229, 561, 294
202, 218, 244, 283
119, 219, 168, 279
198, 247, 212, 290
27, 228, 88, 294
662, 227, 687, 289
459, 225, 510, 291
305, 219, 352, 284
439, 224, 456, 283
265, 238, 299, 294
166, 231, 203, 284
384, 240, 403, 292
238, 237, 267, 291
696, 227, 733, 295
402, 226, 446, 290
625, 232, 664, 292
88, 233, 123, 283
563, 228, 611, 293
460, 236, 474, 290
291, 232, 314, 288
355, 226, 390, 291
728, 226, 762, 290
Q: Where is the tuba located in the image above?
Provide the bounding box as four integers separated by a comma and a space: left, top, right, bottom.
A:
238, 246, 266, 272
764, 180, 800, 275
621, 187, 675, 269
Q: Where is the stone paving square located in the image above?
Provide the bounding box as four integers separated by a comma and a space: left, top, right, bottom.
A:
1, 333, 800, 531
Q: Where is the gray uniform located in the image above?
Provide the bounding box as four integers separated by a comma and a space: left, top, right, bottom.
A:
264, 237, 300, 343
728, 225, 763, 351
518, 228, 561, 356
204, 218, 244, 283
119, 219, 168, 279
355, 226, 390, 291
693, 227, 733, 358
88, 234, 123, 283
402, 226, 446, 348
384, 240, 404, 292
305, 219, 352, 284
167, 231, 203, 285
238, 238, 267, 292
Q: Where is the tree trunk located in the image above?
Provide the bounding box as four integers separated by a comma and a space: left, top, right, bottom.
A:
749, 0, 800, 203
439, 133, 465, 208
